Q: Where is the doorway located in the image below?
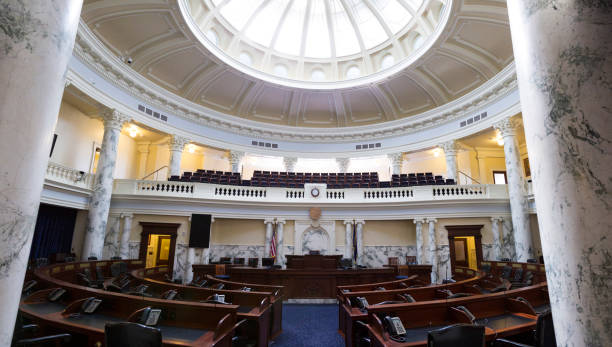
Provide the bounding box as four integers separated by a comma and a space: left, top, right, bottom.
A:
446, 225, 484, 273
139, 222, 180, 274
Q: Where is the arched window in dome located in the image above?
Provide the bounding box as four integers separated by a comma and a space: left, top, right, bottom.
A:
380, 54, 395, 70
273, 64, 288, 77
205, 29, 219, 45
346, 66, 361, 79
239, 52, 252, 66
311, 69, 326, 82
412, 34, 425, 51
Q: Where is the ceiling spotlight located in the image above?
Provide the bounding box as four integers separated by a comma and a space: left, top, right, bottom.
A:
433, 148, 441, 157
125, 57, 133, 64
128, 125, 139, 138
187, 144, 196, 154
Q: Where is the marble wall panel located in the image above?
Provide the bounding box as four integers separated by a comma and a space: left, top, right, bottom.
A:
436, 245, 451, 283
209, 245, 264, 262
173, 243, 188, 281
302, 228, 330, 254
128, 241, 140, 260
500, 218, 516, 260
362, 246, 417, 268
482, 243, 495, 261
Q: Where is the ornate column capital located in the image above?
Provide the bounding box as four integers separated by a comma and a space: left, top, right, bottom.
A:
494, 117, 520, 138
275, 218, 286, 225
491, 216, 504, 223
387, 152, 404, 165
283, 157, 297, 172
169, 135, 190, 152
229, 150, 245, 163
355, 220, 366, 225
64, 79, 72, 88
120, 213, 133, 219
343, 220, 354, 226
264, 218, 275, 225
425, 218, 437, 224
413, 218, 425, 225
438, 140, 461, 155
99, 108, 131, 130
336, 157, 350, 173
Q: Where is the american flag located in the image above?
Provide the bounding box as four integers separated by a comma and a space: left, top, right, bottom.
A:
270, 227, 277, 259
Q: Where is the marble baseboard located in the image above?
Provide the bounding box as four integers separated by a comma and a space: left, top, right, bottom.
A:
286, 299, 338, 304
362, 246, 417, 268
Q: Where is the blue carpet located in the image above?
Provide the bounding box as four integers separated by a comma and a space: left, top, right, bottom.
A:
272, 304, 344, 347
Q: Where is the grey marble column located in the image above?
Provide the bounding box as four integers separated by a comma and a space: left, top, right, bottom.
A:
387, 153, 403, 175
343, 220, 354, 259
119, 213, 133, 259
201, 248, 210, 265
229, 150, 244, 174
263, 219, 275, 257
355, 220, 365, 266
507, 2, 612, 344
275, 219, 286, 267
168, 136, 189, 177
102, 215, 121, 259
0, 1, 82, 343
426, 218, 438, 283
490, 217, 503, 261
336, 158, 350, 173
414, 219, 425, 264
283, 157, 297, 173
82, 109, 130, 260
440, 141, 459, 182
494, 118, 533, 261
500, 217, 516, 260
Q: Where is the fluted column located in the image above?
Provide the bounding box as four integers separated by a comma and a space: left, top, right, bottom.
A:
336, 158, 350, 173
119, 213, 133, 259
494, 118, 533, 261
263, 219, 275, 257
507, 2, 611, 344
343, 220, 354, 259
440, 140, 460, 182
490, 217, 503, 261
168, 136, 189, 177
82, 109, 130, 260
275, 219, 286, 267
102, 215, 121, 259
355, 220, 365, 266
414, 219, 425, 264
426, 218, 438, 283
283, 157, 297, 173
229, 150, 244, 173
0, 1, 82, 343
387, 153, 403, 175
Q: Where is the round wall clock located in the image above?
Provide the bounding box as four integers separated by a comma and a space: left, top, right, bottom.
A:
311, 187, 320, 197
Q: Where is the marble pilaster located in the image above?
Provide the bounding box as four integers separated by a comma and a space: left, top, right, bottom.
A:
436, 226, 450, 281
118, 213, 133, 259
387, 152, 403, 175
229, 150, 244, 174
0, 1, 82, 343
128, 241, 141, 259
263, 219, 274, 257
494, 118, 533, 261
283, 157, 297, 173
414, 219, 425, 264
343, 220, 354, 259
507, 2, 612, 343
355, 220, 365, 266
336, 158, 349, 173
102, 215, 121, 259
275, 219, 286, 267
426, 218, 438, 283
440, 140, 460, 182
490, 217, 503, 261
168, 135, 189, 177
500, 217, 516, 260
82, 109, 130, 260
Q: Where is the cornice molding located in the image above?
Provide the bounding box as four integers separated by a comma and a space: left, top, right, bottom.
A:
72, 20, 519, 144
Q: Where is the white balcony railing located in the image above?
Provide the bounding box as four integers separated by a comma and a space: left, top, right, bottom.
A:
45, 162, 95, 190
113, 179, 509, 204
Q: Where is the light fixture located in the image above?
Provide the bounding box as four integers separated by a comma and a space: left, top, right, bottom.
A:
433, 148, 441, 157
187, 144, 196, 154
127, 124, 139, 138
497, 137, 504, 146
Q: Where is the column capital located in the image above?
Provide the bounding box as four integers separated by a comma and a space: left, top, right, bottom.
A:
64, 79, 72, 88
387, 152, 403, 165
229, 150, 245, 162
264, 218, 275, 225
169, 135, 190, 152
413, 218, 425, 225
283, 157, 297, 172
494, 117, 520, 138
275, 218, 286, 225
99, 108, 131, 130
343, 220, 354, 225
120, 213, 133, 219
438, 140, 461, 155
425, 218, 437, 224
491, 216, 504, 223
355, 220, 365, 225
336, 158, 350, 173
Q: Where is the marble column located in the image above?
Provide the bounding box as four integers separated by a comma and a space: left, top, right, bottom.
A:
82, 109, 130, 260
336, 158, 350, 173
343, 220, 354, 259
229, 150, 244, 174
283, 157, 297, 173
507, 2, 612, 344
414, 219, 425, 264
185, 248, 196, 283
201, 248, 211, 265
168, 135, 189, 178
440, 140, 460, 182
263, 219, 275, 257
119, 213, 133, 259
0, 1, 82, 343
136, 142, 150, 179
275, 219, 286, 267
490, 217, 503, 261
426, 218, 438, 283
494, 118, 533, 261
387, 153, 403, 175
355, 220, 365, 266
102, 215, 121, 259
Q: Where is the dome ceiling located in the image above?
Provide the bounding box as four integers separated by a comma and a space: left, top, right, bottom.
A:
80, 0, 514, 128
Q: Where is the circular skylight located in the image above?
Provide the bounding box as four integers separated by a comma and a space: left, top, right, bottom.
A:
183, 0, 450, 86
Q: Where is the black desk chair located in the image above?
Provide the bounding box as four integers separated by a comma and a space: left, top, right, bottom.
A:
105, 322, 161, 347
13, 314, 72, 346
494, 310, 556, 347
427, 324, 485, 347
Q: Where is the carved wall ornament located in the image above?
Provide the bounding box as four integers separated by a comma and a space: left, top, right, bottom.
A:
309, 207, 322, 221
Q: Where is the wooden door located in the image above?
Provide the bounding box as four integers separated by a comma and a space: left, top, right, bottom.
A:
156, 236, 172, 266
453, 239, 469, 267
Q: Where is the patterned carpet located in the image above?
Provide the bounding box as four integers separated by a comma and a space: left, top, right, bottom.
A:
271, 304, 344, 347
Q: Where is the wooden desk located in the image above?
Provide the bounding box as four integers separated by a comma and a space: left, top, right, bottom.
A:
285, 254, 342, 269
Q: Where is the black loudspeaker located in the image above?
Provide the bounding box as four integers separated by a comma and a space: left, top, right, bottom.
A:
189, 214, 211, 248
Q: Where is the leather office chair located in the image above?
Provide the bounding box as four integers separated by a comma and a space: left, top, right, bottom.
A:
494, 310, 556, 347
427, 324, 485, 347
13, 313, 71, 347
105, 322, 161, 347
233, 257, 245, 265
388, 257, 399, 266
405, 256, 417, 265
